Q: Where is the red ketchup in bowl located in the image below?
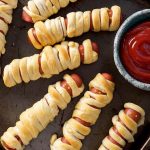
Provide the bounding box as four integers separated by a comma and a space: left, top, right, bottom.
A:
121, 21, 150, 83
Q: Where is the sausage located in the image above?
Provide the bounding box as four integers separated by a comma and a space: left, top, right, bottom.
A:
0, 16, 7, 24
79, 42, 99, 62
108, 9, 123, 26
90, 87, 106, 95
1, 135, 24, 150
73, 117, 91, 127
78, 45, 84, 62
108, 9, 113, 25
61, 74, 83, 96
15, 135, 23, 146
0, 0, 7, 4
119, 118, 131, 132
2, 135, 23, 150
64, 18, 68, 29
0, 30, 4, 35
71, 74, 83, 87
28, 29, 41, 45
102, 73, 113, 81
61, 137, 71, 145
1, 140, 16, 150
90, 13, 94, 30
61, 73, 113, 145
62, 117, 91, 145
92, 42, 99, 53
90, 73, 113, 95
61, 80, 72, 96
107, 136, 123, 148
89, 104, 100, 109
90, 73, 114, 107
38, 56, 44, 75
124, 108, 141, 123
73, 73, 113, 127
108, 108, 141, 147
22, 11, 33, 23
32, 29, 41, 45
113, 127, 126, 141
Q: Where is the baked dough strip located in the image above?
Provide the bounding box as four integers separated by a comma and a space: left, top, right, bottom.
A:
0, 0, 18, 56
1, 74, 84, 150
22, 0, 78, 23
50, 73, 115, 150
28, 5, 121, 49
3, 39, 98, 87
98, 103, 145, 150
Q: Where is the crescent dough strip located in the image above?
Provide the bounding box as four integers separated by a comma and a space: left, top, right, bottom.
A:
28, 5, 121, 49
92, 9, 101, 32
0, 0, 18, 56
23, 0, 78, 23
1, 74, 84, 150
3, 39, 98, 87
50, 73, 115, 150
98, 103, 145, 150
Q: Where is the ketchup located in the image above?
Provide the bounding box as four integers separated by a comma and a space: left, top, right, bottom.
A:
121, 21, 150, 83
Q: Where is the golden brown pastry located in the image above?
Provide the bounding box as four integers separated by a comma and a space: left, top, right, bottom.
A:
0, 0, 18, 56
98, 103, 145, 150
28, 5, 121, 49
3, 39, 99, 87
1, 74, 84, 150
50, 73, 115, 150
22, 0, 78, 23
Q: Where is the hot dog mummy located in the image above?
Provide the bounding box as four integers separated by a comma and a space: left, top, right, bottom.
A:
28, 5, 121, 49
3, 39, 99, 87
0, 0, 18, 56
50, 73, 115, 150
1, 74, 84, 150
22, 0, 78, 23
98, 103, 145, 150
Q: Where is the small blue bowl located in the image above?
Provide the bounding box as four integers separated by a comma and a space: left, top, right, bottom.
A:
114, 9, 150, 91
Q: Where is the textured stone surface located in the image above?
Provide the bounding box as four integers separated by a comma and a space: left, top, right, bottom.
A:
0, 0, 150, 150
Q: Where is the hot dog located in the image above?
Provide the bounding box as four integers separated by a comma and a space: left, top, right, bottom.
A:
73, 73, 112, 127
124, 108, 141, 123
1, 74, 84, 150
28, 6, 121, 49
22, 11, 33, 23
3, 39, 98, 88
107, 136, 123, 148
61, 74, 83, 96
22, 0, 79, 23
54, 73, 115, 148
98, 103, 145, 150
0, 1, 18, 56
108, 10, 113, 25
78, 42, 99, 62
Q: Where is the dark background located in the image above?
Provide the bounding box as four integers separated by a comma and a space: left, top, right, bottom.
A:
0, 0, 150, 150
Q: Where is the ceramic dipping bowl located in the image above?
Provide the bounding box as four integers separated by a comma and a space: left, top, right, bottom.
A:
114, 9, 150, 91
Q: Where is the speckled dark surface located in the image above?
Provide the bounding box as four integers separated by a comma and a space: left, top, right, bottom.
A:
0, 0, 150, 150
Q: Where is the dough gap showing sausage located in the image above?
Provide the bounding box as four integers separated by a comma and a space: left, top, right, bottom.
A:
1, 74, 84, 150
3, 39, 99, 87
22, 0, 78, 23
28, 5, 121, 49
98, 103, 145, 150
0, 0, 18, 56
50, 73, 115, 150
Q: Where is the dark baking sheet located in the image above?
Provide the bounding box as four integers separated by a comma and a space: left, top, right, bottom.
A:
0, 0, 150, 150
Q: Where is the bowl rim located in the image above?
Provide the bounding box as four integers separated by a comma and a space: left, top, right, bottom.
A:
114, 9, 150, 91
